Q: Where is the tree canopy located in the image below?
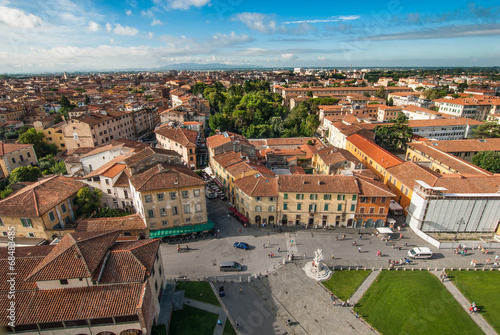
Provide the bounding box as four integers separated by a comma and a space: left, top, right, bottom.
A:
471, 151, 500, 173
374, 113, 413, 150
76, 187, 102, 216
473, 121, 500, 139
9, 166, 42, 184
18, 128, 58, 158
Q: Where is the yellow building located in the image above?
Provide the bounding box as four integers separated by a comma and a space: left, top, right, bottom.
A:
233, 175, 278, 226
0, 142, 38, 181
34, 121, 68, 151
278, 175, 360, 228
0, 176, 86, 240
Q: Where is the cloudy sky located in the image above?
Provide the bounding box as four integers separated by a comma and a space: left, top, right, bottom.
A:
0, 0, 499, 73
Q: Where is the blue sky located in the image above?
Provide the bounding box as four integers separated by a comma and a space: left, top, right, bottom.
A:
0, 0, 499, 73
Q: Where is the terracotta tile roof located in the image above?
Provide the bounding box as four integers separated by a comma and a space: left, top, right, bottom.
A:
98, 251, 146, 283
155, 126, 198, 147
0, 176, 85, 217
76, 214, 146, 232
0, 258, 42, 291
355, 176, 395, 197
289, 165, 306, 174
408, 142, 492, 176
0, 245, 53, 259
19, 282, 145, 324
0, 141, 33, 155
278, 175, 359, 193
129, 163, 205, 192
234, 175, 278, 197
407, 117, 483, 128
346, 134, 404, 168
206, 131, 251, 150
123, 147, 181, 167
0, 291, 35, 326
212, 151, 245, 168
102, 163, 126, 178
26, 231, 120, 281
316, 147, 361, 166
432, 174, 500, 193
411, 138, 500, 153
113, 171, 130, 187
84, 155, 129, 179
386, 162, 440, 190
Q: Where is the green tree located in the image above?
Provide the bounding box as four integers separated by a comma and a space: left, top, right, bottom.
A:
9, 166, 42, 184
19, 128, 45, 157
473, 121, 500, 139
387, 97, 394, 106
76, 187, 102, 216
84, 94, 90, 105
60, 95, 73, 109
374, 113, 413, 150
364, 92, 371, 97
0, 187, 13, 199
306, 90, 313, 97
471, 151, 500, 173
375, 86, 386, 99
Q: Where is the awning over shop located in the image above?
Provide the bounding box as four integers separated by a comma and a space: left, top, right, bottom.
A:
228, 206, 249, 223
377, 227, 393, 235
149, 218, 215, 238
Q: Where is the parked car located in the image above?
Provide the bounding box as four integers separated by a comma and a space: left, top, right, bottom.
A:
220, 261, 242, 272
233, 242, 249, 250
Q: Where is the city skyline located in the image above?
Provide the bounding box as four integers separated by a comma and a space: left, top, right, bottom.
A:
0, 0, 499, 73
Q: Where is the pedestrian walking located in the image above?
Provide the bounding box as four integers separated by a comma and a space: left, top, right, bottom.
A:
268, 240, 270, 247
359, 234, 362, 240
358, 247, 361, 253
217, 319, 222, 326
239, 228, 241, 233
278, 247, 281, 253
263, 243, 265, 249
239, 287, 243, 294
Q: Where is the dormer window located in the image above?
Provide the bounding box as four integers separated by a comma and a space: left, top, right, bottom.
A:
60, 279, 68, 285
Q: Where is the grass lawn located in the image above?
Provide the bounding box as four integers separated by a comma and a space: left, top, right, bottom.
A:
322, 270, 371, 301
355, 271, 483, 335
447, 271, 500, 333
175, 281, 221, 306
169, 305, 218, 335
223, 319, 237, 335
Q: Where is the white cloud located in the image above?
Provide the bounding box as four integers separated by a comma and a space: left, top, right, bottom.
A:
126, 9, 132, 16
110, 38, 115, 44
141, 9, 154, 17
113, 23, 139, 36
148, 32, 154, 39
281, 53, 298, 60
0, 5, 43, 29
154, 0, 211, 10
106, 23, 112, 32
284, 18, 338, 24
317, 56, 325, 60
212, 32, 252, 45
87, 21, 101, 32
338, 15, 360, 21
152, 18, 164, 26
232, 12, 281, 34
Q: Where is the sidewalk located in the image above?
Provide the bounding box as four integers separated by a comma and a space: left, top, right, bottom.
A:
431, 271, 497, 335
349, 270, 380, 306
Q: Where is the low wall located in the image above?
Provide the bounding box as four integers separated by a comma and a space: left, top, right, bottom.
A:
410, 224, 500, 249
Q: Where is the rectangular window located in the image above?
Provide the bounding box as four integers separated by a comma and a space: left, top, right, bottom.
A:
352, 195, 357, 201
310, 194, 318, 200
337, 204, 342, 211
350, 204, 356, 211
28, 232, 35, 238
297, 204, 302, 210
185, 218, 191, 223
157, 193, 164, 201
148, 209, 154, 218
324, 194, 332, 200
27, 152, 31, 158
182, 191, 188, 198
170, 192, 176, 200
360, 197, 367, 203
145, 195, 152, 203
405, 188, 409, 196
183, 205, 191, 213
11, 157, 15, 164
371, 197, 377, 203
360, 207, 365, 213
337, 195, 345, 200
195, 203, 202, 212
124, 190, 129, 198
194, 189, 200, 197
284, 194, 288, 199
162, 220, 168, 226
49, 211, 56, 222
380, 197, 386, 203
172, 206, 178, 215
379, 207, 385, 214
107, 189, 111, 194
256, 197, 261, 201
324, 204, 329, 211
61, 204, 67, 213
283, 203, 288, 210
150, 222, 156, 228
160, 208, 166, 217
60, 279, 69, 285
296, 194, 304, 200
369, 207, 375, 214
19, 154, 24, 161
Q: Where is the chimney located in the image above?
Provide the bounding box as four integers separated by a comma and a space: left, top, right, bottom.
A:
158, 165, 163, 172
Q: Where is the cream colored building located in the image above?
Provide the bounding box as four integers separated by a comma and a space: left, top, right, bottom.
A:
233, 175, 278, 226
0, 142, 38, 181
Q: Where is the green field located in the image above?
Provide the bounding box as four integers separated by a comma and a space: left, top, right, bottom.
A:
355, 271, 483, 335
447, 270, 500, 332
223, 319, 237, 335
175, 281, 221, 306
322, 270, 371, 301
169, 305, 218, 335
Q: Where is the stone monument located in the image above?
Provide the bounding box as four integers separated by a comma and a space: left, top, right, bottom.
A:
303, 248, 333, 281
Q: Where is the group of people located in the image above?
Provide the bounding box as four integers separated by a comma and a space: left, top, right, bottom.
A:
376, 251, 383, 257
469, 302, 480, 314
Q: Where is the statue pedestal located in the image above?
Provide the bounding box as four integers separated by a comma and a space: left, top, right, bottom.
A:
303, 261, 333, 282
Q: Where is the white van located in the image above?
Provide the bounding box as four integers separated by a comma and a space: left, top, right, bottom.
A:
407, 247, 433, 259
219, 261, 242, 272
